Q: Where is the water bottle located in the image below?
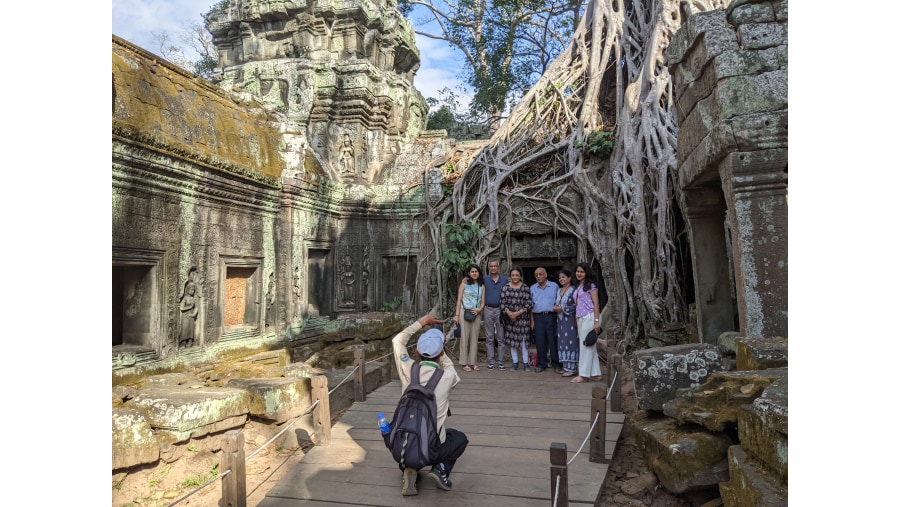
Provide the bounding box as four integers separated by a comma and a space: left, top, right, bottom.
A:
378, 412, 390, 435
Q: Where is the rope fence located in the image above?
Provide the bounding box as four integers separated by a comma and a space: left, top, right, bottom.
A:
550, 351, 622, 507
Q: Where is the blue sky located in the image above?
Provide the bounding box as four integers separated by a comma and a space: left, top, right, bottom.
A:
111, 0, 468, 109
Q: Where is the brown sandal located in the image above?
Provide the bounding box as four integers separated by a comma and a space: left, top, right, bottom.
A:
462, 366, 472, 372
561, 372, 576, 377
471, 365, 481, 371
570, 376, 586, 383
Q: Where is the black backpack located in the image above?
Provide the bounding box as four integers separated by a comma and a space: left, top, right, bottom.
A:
385, 362, 444, 470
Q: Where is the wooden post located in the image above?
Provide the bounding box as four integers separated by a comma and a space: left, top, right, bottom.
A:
589, 385, 608, 463
311, 374, 331, 446
611, 354, 623, 412
354, 347, 366, 402
604, 333, 616, 380
220, 430, 246, 507
550, 442, 568, 507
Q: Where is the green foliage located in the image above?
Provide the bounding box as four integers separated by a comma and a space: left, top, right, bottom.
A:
575, 130, 615, 161
437, 221, 483, 276
187, 444, 198, 452
380, 296, 403, 312
401, 0, 584, 124
193, 55, 218, 79
181, 463, 220, 488
427, 105, 456, 131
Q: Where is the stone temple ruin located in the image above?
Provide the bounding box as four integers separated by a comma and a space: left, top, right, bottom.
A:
113, 0, 787, 504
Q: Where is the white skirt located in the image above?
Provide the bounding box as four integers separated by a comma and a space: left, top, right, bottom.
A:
576, 314, 603, 377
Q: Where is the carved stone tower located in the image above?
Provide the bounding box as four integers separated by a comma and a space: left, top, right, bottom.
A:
205, 0, 429, 185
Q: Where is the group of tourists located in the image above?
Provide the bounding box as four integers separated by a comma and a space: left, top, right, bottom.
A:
451, 260, 604, 383
383, 259, 606, 496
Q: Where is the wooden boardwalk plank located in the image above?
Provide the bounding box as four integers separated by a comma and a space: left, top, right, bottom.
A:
258, 368, 621, 506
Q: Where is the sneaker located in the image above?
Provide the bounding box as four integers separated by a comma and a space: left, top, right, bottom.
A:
524, 365, 533, 372
497, 363, 506, 371
401, 467, 418, 496
424, 465, 452, 490
510, 362, 519, 371
487, 361, 495, 370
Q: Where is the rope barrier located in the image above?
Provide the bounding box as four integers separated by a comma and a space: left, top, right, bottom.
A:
246, 399, 321, 461
553, 473, 561, 507
606, 370, 617, 400
166, 468, 231, 507
567, 410, 601, 466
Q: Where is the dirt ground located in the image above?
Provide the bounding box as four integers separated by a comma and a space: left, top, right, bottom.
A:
112, 417, 318, 507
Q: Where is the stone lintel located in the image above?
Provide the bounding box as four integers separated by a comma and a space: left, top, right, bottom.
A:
629, 343, 725, 412
128, 385, 251, 433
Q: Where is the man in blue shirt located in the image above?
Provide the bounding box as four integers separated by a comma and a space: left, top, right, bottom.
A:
482, 259, 509, 370
530, 267, 560, 373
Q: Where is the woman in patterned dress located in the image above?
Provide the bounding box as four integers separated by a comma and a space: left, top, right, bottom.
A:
500, 267, 533, 371
553, 268, 579, 377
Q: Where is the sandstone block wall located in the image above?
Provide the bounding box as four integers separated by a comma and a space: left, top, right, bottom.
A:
666, 0, 788, 343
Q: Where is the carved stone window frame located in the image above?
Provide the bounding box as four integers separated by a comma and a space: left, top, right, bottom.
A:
112, 247, 165, 352
218, 255, 264, 341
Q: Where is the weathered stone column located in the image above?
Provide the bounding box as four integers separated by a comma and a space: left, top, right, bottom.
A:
720, 149, 788, 338
680, 187, 736, 344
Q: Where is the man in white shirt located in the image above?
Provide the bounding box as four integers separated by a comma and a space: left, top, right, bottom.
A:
391, 314, 469, 495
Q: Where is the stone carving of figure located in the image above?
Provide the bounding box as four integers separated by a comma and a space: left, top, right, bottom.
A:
124, 279, 143, 318
179, 272, 199, 349
340, 255, 355, 304
339, 134, 355, 176
293, 265, 302, 301
361, 247, 370, 310
266, 272, 276, 326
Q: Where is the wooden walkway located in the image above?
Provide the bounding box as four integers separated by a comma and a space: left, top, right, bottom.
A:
258, 367, 624, 506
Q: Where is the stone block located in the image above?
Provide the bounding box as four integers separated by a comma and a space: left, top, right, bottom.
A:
726, 0, 776, 25
737, 22, 787, 51
717, 331, 743, 356
736, 336, 787, 370
629, 343, 725, 412
774, 0, 788, 21
666, 10, 737, 68
719, 445, 787, 506
128, 385, 250, 443
662, 367, 786, 432
632, 412, 733, 494
226, 377, 312, 423
737, 371, 787, 481
672, 48, 782, 123
112, 407, 159, 470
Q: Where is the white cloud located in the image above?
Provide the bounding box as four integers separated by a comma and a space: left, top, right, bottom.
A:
112, 0, 217, 57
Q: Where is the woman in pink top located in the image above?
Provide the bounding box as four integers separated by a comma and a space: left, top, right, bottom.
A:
571, 262, 603, 383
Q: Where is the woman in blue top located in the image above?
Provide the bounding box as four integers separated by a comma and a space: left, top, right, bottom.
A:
453, 264, 485, 371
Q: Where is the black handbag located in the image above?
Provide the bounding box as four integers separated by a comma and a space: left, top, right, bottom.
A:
500, 312, 512, 325
583, 329, 599, 347
463, 309, 477, 321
